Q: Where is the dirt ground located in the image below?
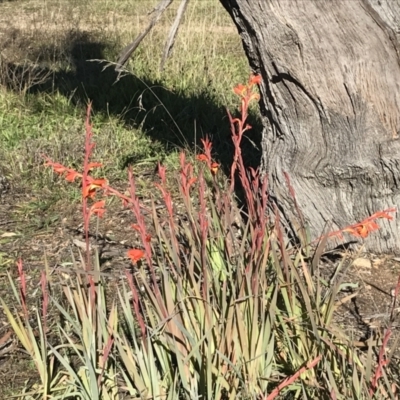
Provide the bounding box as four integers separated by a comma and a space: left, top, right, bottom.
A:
0, 176, 153, 395
322, 252, 400, 352
1, 174, 400, 395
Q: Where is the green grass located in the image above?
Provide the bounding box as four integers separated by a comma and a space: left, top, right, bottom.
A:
0, 0, 255, 221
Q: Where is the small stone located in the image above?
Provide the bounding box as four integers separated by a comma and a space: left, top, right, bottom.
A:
352, 257, 372, 269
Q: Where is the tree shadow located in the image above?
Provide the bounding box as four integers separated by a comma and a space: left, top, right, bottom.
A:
3, 29, 263, 174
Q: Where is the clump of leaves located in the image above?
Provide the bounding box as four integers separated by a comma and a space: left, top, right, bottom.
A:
2, 76, 399, 399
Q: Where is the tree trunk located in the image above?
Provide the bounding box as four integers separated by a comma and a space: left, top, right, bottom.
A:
219, 0, 400, 254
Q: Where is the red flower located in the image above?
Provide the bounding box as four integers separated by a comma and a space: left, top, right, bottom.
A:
44, 160, 67, 174
90, 200, 106, 218
65, 170, 80, 182
233, 75, 261, 103
196, 154, 208, 162
249, 74, 262, 85
127, 249, 145, 263
44, 159, 83, 182
210, 162, 220, 175
327, 207, 396, 241
82, 178, 107, 199
87, 162, 103, 170
233, 84, 247, 97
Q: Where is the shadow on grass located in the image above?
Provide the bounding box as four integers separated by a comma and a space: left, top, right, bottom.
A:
2, 30, 263, 174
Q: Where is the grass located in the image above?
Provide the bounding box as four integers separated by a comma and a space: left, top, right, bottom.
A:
0, 0, 251, 188
0, 0, 258, 230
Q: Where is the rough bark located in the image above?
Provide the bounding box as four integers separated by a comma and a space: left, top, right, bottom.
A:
219, 0, 400, 253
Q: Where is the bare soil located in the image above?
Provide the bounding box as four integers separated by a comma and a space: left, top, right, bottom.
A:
0, 176, 160, 396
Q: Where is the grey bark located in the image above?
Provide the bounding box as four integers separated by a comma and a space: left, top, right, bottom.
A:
219, 0, 400, 254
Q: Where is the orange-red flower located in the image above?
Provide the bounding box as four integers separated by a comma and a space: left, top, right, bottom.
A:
44, 160, 66, 174
87, 162, 103, 171
196, 154, 209, 162
233, 84, 247, 97
127, 249, 145, 263
90, 200, 106, 218
343, 221, 379, 238
233, 75, 261, 103
210, 162, 220, 175
65, 170, 80, 182
82, 178, 107, 199
44, 159, 83, 182
370, 209, 395, 221
327, 207, 396, 241
249, 74, 262, 85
